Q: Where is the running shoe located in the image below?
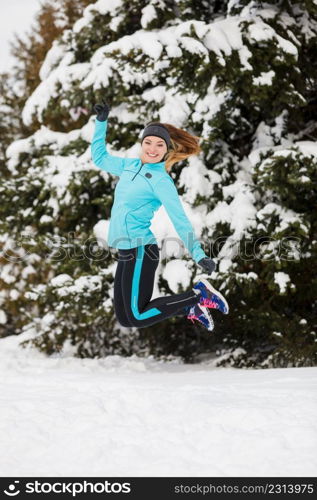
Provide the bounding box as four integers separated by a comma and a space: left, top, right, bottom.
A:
187, 302, 214, 331
194, 278, 229, 314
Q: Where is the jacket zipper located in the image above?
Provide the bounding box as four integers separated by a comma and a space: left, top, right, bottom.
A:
131, 162, 144, 181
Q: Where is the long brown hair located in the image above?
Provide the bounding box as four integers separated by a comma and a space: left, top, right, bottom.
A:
147, 122, 202, 172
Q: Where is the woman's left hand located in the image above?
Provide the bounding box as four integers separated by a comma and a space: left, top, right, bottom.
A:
198, 257, 216, 275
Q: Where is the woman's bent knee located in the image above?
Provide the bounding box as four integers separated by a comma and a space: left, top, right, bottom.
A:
115, 315, 132, 328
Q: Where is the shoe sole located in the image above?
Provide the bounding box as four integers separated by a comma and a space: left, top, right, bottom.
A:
199, 278, 229, 314
197, 303, 215, 331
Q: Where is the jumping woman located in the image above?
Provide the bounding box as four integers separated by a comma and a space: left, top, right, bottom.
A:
91, 100, 229, 332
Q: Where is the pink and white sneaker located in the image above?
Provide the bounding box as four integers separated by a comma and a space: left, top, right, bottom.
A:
194, 278, 229, 314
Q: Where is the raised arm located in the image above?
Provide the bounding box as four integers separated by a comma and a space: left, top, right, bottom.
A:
91, 100, 125, 177
153, 176, 207, 264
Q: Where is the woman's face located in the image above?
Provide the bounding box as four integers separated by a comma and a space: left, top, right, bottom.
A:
140, 136, 167, 164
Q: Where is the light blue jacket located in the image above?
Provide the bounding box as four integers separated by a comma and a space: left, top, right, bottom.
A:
91, 118, 207, 263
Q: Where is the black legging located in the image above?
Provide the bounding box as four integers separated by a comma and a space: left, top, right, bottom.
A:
114, 244, 201, 328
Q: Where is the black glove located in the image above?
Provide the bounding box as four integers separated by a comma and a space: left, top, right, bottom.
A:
198, 257, 216, 275
93, 99, 110, 121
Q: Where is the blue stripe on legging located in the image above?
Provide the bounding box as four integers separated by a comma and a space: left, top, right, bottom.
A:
131, 246, 161, 320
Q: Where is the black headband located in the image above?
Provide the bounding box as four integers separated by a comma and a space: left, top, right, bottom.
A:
141, 123, 171, 148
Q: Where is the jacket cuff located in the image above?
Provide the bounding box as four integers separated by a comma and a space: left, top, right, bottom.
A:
192, 247, 207, 264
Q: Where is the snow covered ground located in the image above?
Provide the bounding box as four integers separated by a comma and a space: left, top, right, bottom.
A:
0, 333, 316, 477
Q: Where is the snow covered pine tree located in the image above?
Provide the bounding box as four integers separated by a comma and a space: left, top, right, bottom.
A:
0, 0, 316, 366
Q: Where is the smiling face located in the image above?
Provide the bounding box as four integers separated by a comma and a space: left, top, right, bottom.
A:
140, 136, 168, 164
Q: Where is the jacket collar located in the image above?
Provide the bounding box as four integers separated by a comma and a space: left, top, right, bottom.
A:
140, 159, 166, 170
